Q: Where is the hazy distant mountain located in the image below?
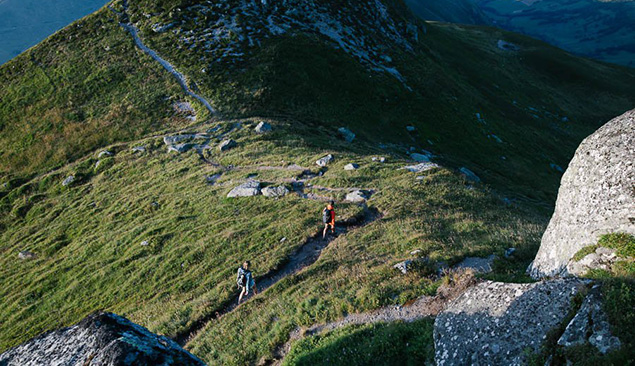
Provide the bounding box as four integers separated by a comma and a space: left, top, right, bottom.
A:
406, 0, 635, 67
0, 0, 108, 65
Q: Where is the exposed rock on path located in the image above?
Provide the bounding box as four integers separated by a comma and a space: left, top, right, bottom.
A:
529, 109, 635, 278
0, 312, 206, 366
434, 279, 586, 366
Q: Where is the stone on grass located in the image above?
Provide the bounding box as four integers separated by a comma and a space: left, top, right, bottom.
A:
254, 122, 272, 134
218, 139, 237, 152
140, 241, 150, 247
558, 285, 621, 354
403, 162, 439, 173
227, 181, 261, 198
261, 186, 289, 198
529, 109, 635, 278
132, 146, 146, 153
459, 167, 480, 182
168, 143, 194, 153
567, 246, 621, 276
504, 248, 516, 258
434, 279, 586, 366
346, 190, 370, 203
62, 176, 75, 187
338, 127, 355, 143
453, 255, 496, 273
406, 125, 416, 132
0, 312, 205, 366
316, 154, 334, 167
344, 163, 359, 171
98, 151, 113, 158
394, 260, 412, 274
410, 153, 431, 162
18, 251, 37, 260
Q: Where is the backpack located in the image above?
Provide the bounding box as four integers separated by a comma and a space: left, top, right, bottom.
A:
237, 268, 248, 288
322, 208, 333, 224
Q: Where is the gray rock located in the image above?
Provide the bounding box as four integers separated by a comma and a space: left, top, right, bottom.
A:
254, 122, 272, 134
558, 285, 621, 354
132, 146, 146, 153
393, 260, 412, 274
168, 143, 194, 153
140, 241, 150, 247
434, 279, 586, 366
62, 176, 75, 187
98, 151, 113, 158
453, 255, 495, 273
406, 125, 416, 132
18, 251, 37, 260
338, 127, 355, 143
504, 248, 516, 258
0, 312, 205, 366
345, 190, 370, 203
261, 186, 289, 198
497, 40, 520, 51
459, 167, 481, 182
218, 139, 237, 152
316, 154, 334, 167
403, 162, 440, 173
566, 246, 621, 277
372, 156, 386, 163
227, 180, 261, 198
344, 163, 359, 171
529, 110, 635, 279
410, 153, 431, 162
410, 249, 423, 256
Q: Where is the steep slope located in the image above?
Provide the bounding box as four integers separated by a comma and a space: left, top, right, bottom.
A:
2, 0, 634, 205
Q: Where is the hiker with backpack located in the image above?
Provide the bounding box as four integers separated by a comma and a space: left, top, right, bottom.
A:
322, 201, 336, 239
237, 261, 257, 304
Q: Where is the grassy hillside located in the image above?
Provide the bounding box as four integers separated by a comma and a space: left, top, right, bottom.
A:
0, 0, 634, 364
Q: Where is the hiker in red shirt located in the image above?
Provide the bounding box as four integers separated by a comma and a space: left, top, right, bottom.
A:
322, 201, 336, 239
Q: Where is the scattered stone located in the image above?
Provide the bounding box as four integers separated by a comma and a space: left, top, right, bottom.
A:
344, 163, 359, 171
453, 255, 495, 273
406, 125, 416, 132
206, 174, 222, 185
18, 251, 36, 260
558, 285, 621, 354
227, 180, 261, 198
338, 127, 356, 143
140, 241, 150, 246
218, 139, 237, 151
403, 162, 440, 173
434, 279, 586, 366
504, 248, 516, 258
316, 154, 334, 167
393, 260, 412, 274
168, 143, 194, 153
372, 156, 386, 163
280, 237, 287, 243
254, 121, 272, 134
62, 176, 75, 187
459, 167, 480, 182
497, 39, 520, 51
345, 190, 371, 203
529, 109, 635, 278
410, 153, 431, 162
132, 146, 146, 153
0, 312, 205, 366
261, 186, 289, 198
98, 151, 113, 158
410, 249, 422, 256
415, 176, 425, 180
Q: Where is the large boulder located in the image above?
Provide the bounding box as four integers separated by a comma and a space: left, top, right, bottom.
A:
0, 312, 206, 366
528, 110, 635, 279
434, 279, 586, 366
261, 186, 289, 198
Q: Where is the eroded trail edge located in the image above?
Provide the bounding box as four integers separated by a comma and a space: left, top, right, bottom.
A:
174, 207, 383, 346
111, 0, 216, 115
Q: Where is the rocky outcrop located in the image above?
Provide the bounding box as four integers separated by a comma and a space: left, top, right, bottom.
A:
254, 122, 272, 134
218, 139, 237, 152
0, 312, 206, 366
529, 110, 635, 279
345, 190, 370, 203
434, 279, 585, 365
403, 162, 439, 173
315, 154, 334, 167
567, 246, 621, 277
262, 186, 289, 198
227, 181, 261, 198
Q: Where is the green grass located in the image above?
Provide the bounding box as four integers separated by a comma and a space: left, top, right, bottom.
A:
0, 117, 546, 364
598, 233, 635, 258
283, 319, 435, 366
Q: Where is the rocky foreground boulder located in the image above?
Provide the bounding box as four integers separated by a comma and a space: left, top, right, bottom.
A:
434, 279, 586, 365
528, 109, 635, 278
0, 312, 205, 366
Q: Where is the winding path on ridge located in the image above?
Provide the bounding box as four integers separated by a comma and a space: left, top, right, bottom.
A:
174, 207, 384, 346
110, 0, 216, 115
